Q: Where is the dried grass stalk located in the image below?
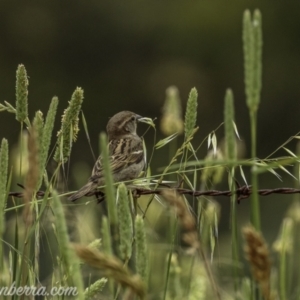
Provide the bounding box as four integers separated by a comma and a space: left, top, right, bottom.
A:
74, 244, 146, 299
243, 225, 272, 300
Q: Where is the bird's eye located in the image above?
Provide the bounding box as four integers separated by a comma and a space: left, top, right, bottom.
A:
131, 116, 136, 121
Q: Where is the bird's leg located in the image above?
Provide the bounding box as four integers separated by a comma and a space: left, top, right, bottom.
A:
95, 191, 105, 204
131, 188, 140, 199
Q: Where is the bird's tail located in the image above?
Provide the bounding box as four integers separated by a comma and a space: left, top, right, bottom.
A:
68, 181, 96, 202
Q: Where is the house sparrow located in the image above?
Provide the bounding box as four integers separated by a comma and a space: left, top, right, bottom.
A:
68, 111, 147, 202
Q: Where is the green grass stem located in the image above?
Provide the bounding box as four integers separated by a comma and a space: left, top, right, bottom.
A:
117, 183, 133, 261
0, 139, 8, 273
37, 96, 58, 189
52, 190, 84, 298
243, 9, 263, 230
99, 133, 118, 225
224, 89, 240, 290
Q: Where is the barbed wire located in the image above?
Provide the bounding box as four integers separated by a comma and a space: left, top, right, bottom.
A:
133, 185, 300, 203
8, 184, 300, 204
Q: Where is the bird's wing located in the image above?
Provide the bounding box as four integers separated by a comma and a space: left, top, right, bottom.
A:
89, 137, 144, 183
110, 137, 144, 173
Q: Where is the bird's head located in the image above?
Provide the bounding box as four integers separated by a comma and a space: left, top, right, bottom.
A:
106, 111, 146, 139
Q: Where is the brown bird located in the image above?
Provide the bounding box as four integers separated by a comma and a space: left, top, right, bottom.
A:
68, 111, 147, 202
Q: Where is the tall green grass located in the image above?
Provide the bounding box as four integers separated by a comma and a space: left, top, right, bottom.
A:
0, 8, 300, 300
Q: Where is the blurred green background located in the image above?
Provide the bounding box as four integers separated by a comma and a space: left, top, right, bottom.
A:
1, 0, 300, 274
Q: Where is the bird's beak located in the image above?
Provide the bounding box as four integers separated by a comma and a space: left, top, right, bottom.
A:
136, 115, 155, 127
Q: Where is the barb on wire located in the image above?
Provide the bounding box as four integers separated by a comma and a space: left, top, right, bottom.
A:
7, 183, 300, 204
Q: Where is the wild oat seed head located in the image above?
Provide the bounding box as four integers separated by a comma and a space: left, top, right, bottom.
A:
162, 190, 196, 231
74, 245, 146, 299
206, 202, 220, 225
162, 190, 199, 250
160, 86, 184, 135
243, 225, 271, 300
13, 132, 29, 177
201, 149, 224, 184
287, 201, 300, 223
273, 218, 293, 254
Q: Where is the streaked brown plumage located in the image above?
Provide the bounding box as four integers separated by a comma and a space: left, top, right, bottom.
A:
68, 111, 146, 202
